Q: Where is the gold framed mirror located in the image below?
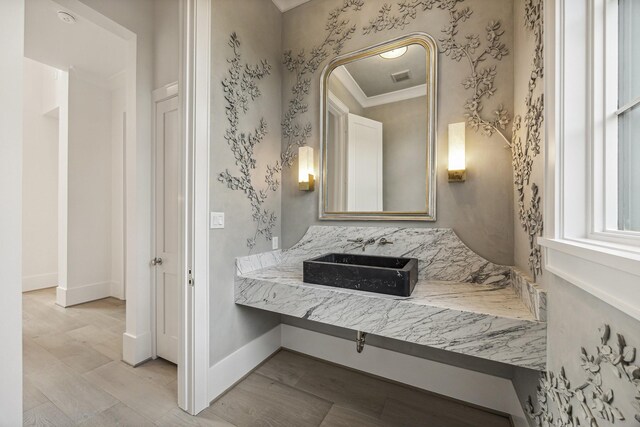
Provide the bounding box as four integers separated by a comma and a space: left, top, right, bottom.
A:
319, 33, 437, 221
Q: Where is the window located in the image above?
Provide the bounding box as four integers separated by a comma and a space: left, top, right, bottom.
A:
617, 0, 640, 231
588, 0, 640, 242
538, 0, 640, 322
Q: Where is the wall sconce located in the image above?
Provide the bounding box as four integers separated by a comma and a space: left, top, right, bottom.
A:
448, 122, 466, 182
298, 146, 315, 191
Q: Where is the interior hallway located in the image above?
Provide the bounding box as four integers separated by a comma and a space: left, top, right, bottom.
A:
22, 288, 512, 427
23, 288, 207, 426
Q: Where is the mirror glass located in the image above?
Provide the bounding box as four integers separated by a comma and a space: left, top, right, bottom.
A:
321, 34, 437, 220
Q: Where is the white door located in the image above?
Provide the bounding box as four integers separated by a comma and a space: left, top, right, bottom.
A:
347, 113, 383, 211
154, 95, 180, 364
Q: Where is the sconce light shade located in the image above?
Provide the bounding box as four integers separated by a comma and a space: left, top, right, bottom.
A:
298, 146, 315, 191
448, 122, 466, 182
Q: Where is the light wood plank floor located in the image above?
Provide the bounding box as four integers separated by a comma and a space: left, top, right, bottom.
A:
23, 288, 512, 426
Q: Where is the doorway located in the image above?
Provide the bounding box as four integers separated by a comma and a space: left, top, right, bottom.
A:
20, 0, 189, 420
346, 113, 384, 211
6, 0, 213, 421
21, 58, 62, 295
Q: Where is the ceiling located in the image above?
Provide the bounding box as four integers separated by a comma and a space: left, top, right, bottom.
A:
271, 0, 313, 12
343, 44, 427, 97
24, 0, 126, 82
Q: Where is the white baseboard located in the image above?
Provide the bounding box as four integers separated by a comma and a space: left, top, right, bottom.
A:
22, 272, 57, 292
122, 331, 152, 366
281, 325, 529, 427
56, 281, 111, 307
207, 325, 281, 403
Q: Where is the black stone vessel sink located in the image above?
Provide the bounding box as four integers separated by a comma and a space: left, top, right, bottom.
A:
303, 253, 418, 297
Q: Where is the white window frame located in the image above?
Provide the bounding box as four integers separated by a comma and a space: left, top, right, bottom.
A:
590, 0, 640, 245
540, 0, 640, 322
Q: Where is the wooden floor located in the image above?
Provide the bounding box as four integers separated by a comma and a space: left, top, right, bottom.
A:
23, 288, 512, 427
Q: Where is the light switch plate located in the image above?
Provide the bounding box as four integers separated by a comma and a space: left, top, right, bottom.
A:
272, 236, 279, 250
210, 212, 224, 229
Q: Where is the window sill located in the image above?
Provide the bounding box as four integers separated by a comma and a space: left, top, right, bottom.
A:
538, 237, 640, 321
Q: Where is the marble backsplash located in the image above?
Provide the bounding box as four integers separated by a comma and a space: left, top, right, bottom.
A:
510, 268, 547, 321
267, 226, 508, 281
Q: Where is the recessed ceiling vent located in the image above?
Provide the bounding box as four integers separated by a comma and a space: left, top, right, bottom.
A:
57, 11, 77, 24
391, 69, 412, 83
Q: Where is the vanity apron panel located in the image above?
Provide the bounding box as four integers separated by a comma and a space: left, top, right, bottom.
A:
236, 264, 546, 370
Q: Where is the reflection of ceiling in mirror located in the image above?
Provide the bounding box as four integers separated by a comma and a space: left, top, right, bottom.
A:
343, 44, 427, 96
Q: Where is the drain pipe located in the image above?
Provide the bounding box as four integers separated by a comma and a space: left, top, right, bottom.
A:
356, 331, 367, 353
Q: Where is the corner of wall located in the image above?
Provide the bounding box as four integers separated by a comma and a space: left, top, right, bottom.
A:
122, 331, 153, 366
56, 281, 111, 307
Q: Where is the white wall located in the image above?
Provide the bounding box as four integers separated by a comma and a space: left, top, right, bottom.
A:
63, 73, 113, 304
22, 10, 127, 307
57, 70, 126, 306
75, 0, 156, 365
110, 75, 126, 299
153, 0, 179, 90
22, 58, 60, 292
0, 1, 24, 424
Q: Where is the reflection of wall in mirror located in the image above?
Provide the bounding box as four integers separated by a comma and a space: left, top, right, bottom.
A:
325, 46, 429, 214
327, 77, 427, 212
326, 104, 345, 211
328, 73, 363, 115
364, 96, 427, 212
327, 78, 386, 213
326, 76, 357, 212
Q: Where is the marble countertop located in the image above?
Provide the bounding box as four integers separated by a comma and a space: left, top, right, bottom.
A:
234, 226, 547, 370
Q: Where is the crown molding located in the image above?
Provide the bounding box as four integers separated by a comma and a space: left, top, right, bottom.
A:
332, 66, 427, 109
271, 0, 312, 13
332, 66, 368, 107
364, 84, 427, 108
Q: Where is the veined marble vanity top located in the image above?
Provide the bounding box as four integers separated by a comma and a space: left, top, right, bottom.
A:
235, 226, 547, 370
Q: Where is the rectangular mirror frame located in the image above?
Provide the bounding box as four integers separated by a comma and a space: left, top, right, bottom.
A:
319, 33, 438, 221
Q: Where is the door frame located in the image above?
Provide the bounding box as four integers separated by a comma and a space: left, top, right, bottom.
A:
179, 0, 211, 414
327, 91, 349, 211
151, 82, 179, 361
131, 0, 211, 413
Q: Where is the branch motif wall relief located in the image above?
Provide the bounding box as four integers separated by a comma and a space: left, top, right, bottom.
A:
362, 0, 464, 33
526, 325, 640, 426
281, 0, 515, 176
281, 0, 365, 167
511, 0, 544, 279
363, 1, 512, 144
219, 33, 279, 250
281, 0, 541, 278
